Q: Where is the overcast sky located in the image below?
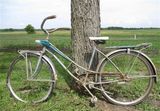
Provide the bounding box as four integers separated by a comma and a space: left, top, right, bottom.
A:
0, 0, 160, 29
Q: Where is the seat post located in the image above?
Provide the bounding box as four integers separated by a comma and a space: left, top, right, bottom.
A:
88, 46, 97, 69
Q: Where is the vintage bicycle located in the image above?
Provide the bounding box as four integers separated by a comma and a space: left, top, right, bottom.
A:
7, 15, 157, 105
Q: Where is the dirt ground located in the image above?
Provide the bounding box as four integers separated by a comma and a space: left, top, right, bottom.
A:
96, 100, 140, 111
96, 99, 160, 111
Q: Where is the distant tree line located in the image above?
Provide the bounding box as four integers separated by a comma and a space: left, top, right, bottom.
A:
0, 27, 159, 32
102, 27, 160, 30
0, 28, 24, 32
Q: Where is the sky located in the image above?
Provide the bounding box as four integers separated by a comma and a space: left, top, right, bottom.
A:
0, 0, 160, 29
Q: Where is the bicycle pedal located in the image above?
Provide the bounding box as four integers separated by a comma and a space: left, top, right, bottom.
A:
90, 96, 97, 104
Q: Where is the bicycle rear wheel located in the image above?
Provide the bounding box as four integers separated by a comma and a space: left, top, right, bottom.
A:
7, 52, 56, 103
97, 49, 155, 105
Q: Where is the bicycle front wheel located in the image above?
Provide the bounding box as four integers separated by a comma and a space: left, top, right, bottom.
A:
7, 52, 56, 103
97, 49, 155, 105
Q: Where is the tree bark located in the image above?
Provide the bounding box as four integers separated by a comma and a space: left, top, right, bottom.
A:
71, 0, 100, 74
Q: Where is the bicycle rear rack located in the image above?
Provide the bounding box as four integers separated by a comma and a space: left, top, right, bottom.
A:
105, 43, 152, 50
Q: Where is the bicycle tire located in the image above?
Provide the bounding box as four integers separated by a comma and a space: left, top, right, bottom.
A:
97, 49, 155, 105
7, 52, 56, 103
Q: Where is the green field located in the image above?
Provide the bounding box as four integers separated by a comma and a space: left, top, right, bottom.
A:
0, 29, 160, 111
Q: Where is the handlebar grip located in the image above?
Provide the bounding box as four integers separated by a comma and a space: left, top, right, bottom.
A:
45, 15, 56, 20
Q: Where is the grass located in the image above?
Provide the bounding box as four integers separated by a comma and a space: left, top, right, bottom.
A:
0, 29, 160, 111
0, 30, 71, 50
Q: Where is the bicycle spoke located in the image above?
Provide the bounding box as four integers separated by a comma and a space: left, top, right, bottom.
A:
127, 53, 140, 75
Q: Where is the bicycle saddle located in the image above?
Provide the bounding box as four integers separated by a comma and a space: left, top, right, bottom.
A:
89, 37, 109, 44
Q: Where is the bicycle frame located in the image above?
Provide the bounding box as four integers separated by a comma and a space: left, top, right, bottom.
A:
35, 40, 113, 83
32, 39, 112, 98
32, 40, 129, 89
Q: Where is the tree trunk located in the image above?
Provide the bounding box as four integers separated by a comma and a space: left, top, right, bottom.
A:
71, 0, 100, 74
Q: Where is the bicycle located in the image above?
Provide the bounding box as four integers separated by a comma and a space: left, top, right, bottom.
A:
7, 15, 157, 105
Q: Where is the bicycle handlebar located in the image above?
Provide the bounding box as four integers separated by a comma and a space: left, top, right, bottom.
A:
41, 15, 56, 36
41, 15, 68, 39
